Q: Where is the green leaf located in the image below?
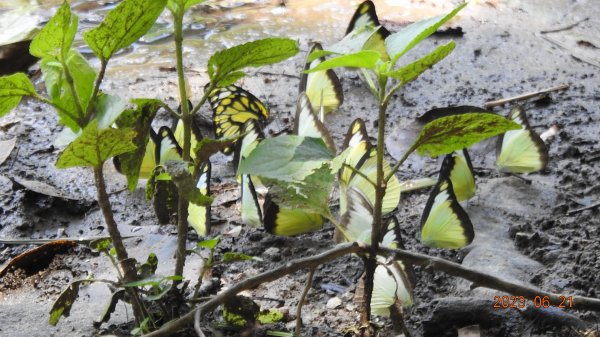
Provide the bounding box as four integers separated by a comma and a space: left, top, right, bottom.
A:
208, 38, 299, 84
162, 160, 213, 207
223, 295, 259, 327
49, 280, 86, 326
0, 73, 37, 117
305, 50, 380, 73
384, 41, 456, 83
64, 48, 96, 114
386, 2, 467, 64
238, 135, 334, 183
167, 0, 206, 13
89, 238, 112, 252
83, 0, 167, 61
124, 275, 183, 288
414, 112, 521, 157
96, 94, 126, 129
307, 49, 336, 63
328, 25, 380, 55
263, 163, 334, 216
193, 134, 241, 164
223, 252, 253, 262
56, 120, 137, 168
215, 71, 246, 87
114, 99, 162, 190
94, 289, 125, 328
257, 309, 284, 324
30, 1, 77, 60
197, 236, 221, 249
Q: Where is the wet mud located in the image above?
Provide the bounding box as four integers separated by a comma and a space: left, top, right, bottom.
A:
1, 0, 599, 336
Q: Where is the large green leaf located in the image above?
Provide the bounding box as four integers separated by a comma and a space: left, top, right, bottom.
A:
384, 41, 456, 84
39, 59, 79, 131
0, 73, 37, 117
327, 25, 380, 55
305, 50, 381, 73
386, 2, 467, 64
96, 94, 126, 129
263, 163, 334, 217
413, 112, 520, 157
65, 49, 96, 113
208, 38, 299, 85
56, 120, 136, 168
84, 0, 167, 61
238, 135, 334, 183
29, 1, 77, 60
162, 160, 213, 207
114, 99, 162, 190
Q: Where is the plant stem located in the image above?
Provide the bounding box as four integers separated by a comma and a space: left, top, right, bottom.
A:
60, 60, 86, 125
94, 165, 146, 323
141, 243, 600, 337
173, 7, 192, 285
87, 59, 108, 117
295, 267, 316, 336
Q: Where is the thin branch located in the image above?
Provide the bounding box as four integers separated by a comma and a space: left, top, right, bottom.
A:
377, 246, 600, 311
296, 267, 316, 336
88, 59, 108, 117
61, 60, 86, 122
343, 163, 377, 188
483, 84, 569, 109
567, 201, 600, 216
141, 243, 600, 337
386, 142, 419, 184
540, 17, 589, 34
160, 102, 181, 119
142, 243, 362, 337
360, 68, 379, 99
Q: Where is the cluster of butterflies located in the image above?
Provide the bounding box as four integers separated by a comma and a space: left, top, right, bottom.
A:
115, 0, 550, 316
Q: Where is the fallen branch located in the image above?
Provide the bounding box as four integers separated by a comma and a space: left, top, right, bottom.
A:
484, 84, 569, 109
540, 18, 589, 34
143, 243, 362, 337
377, 246, 600, 311
567, 201, 600, 216
141, 243, 600, 337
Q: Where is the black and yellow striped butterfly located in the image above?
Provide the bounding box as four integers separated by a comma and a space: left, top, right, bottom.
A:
420, 168, 474, 249
496, 106, 549, 173
346, 0, 391, 60
299, 43, 343, 115
339, 118, 400, 217
208, 85, 269, 155
261, 95, 331, 236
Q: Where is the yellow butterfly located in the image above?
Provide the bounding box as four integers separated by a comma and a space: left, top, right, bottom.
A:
496, 106, 548, 173
300, 43, 343, 115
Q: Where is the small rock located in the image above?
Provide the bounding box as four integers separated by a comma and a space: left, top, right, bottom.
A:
326, 297, 342, 310
263, 247, 281, 261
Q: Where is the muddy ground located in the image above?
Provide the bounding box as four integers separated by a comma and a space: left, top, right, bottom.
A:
0, 0, 599, 336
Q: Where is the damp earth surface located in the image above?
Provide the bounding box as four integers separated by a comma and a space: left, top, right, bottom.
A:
0, 0, 599, 336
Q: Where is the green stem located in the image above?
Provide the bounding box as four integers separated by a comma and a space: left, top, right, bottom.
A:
343, 163, 377, 188
94, 165, 146, 323
60, 60, 86, 124
160, 102, 181, 119
385, 142, 418, 184
87, 58, 108, 118
173, 7, 192, 285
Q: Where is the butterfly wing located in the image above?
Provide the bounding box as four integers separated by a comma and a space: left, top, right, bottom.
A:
294, 93, 337, 153
263, 195, 323, 236
339, 119, 400, 216
240, 174, 262, 228
440, 149, 476, 202
156, 126, 183, 164
345, 0, 391, 60
209, 85, 269, 154
188, 162, 211, 236
496, 106, 548, 173
299, 43, 343, 114
173, 118, 203, 161
420, 178, 474, 249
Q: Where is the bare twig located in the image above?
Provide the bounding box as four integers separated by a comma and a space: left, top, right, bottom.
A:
484, 84, 569, 109
296, 267, 316, 336
540, 18, 589, 34
567, 201, 600, 216
141, 243, 600, 337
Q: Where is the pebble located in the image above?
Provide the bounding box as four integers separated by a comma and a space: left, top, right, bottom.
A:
263, 247, 281, 261
326, 297, 342, 309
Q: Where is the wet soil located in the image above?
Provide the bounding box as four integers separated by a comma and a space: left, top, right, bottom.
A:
1, 0, 599, 336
